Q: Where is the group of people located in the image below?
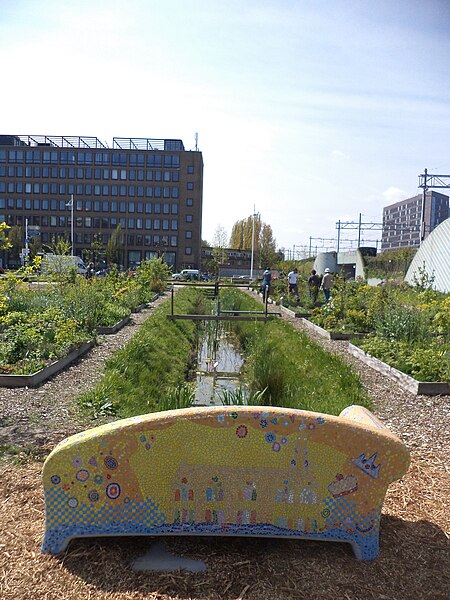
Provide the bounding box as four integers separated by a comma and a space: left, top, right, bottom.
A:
260, 267, 335, 304
286, 267, 335, 304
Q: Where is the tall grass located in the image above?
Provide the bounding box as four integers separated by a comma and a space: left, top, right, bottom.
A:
221, 289, 370, 415
78, 287, 208, 418
79, 286, 370, 420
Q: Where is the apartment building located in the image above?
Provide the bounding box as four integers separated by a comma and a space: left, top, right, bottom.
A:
381, 191, 449, 251
0, 135, 203, 270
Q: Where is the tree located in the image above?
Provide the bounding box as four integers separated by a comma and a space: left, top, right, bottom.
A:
209, 225, 228, 275
229, 213, 278, 267
0, 222, 11, 252
229, 214, 261, 250
29, 235, 42, 260
106, 225, 124, 266
90, 233, 105, 266
44, 236, 71, 256
6, 226, 23, 262
259, 223, 278, 268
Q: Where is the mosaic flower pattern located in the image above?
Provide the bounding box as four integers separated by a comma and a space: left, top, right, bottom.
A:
42, 405, 410, 560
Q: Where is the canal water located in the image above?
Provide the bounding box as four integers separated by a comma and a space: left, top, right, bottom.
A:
193, 326, 245, 406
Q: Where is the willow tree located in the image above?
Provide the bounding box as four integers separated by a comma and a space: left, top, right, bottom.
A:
229, 214, 277, 267
259, 223, 278, 268
229, 214, 261, 250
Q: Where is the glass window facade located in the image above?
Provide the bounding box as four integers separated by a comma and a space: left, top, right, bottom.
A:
0, 136, 202, 269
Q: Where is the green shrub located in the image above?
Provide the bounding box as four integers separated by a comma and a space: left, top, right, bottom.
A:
358, 337, 449, 382
0, 308, 90, 374
78, 287, 207, 418
373, 305, 431, 344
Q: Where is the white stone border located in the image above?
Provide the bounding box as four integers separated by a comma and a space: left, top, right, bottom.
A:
348, 343, 450, 396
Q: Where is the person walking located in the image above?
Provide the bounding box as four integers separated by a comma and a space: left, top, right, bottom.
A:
85, 262, 95, 279
308, 269, 321, 304
321, 268, 334, 302
261, 267, 272, 302
287, 268, 299, 299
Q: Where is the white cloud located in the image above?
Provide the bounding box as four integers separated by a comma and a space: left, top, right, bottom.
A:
382, 186, 409, 205
330, 150, 349, 160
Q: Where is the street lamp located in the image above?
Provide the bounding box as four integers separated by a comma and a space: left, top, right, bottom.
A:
250, 205, 256, 280
66, 194, 74, 256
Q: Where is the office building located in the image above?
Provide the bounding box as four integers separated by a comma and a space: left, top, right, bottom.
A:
0, 135, 203, 270
381, 191, 449, 251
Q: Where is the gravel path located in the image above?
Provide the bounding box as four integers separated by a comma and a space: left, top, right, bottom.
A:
0, 295, 167, 451
0, 292, 448, 458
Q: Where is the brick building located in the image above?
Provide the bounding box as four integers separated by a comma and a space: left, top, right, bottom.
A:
381, 191, 449, 251
0, 135, 203, 270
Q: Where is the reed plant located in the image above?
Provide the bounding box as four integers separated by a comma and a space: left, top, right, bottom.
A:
78, 287, 209, 418
221, 289, 370, 415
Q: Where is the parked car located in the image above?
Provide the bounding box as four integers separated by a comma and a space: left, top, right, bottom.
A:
173, 269, 200, 281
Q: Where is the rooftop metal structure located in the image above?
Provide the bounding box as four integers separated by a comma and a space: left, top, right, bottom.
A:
113, 137, 185, 151
15, 135, 107, 149
2, 135, 187, 152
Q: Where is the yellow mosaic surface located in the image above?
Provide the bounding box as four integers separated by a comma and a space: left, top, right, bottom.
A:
42, 405, 410, 560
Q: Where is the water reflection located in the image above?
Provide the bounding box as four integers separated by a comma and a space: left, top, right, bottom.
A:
193, 329, 245, 406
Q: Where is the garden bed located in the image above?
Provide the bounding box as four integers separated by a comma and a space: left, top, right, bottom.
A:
301, 317, 367, 340
0, 341, 95, 388
348, 343, 450, 396
96, 315, 131, 334
278, 305, 311, 318
132, 303, 148, 313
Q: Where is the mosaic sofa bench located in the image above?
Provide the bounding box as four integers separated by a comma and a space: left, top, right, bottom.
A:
42, 405, 410, 560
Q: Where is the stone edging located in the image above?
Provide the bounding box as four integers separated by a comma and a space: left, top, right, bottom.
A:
0, 341, 95, 389
278, 305, 311, 319
348, 343, 450, 396
300, 317, 366, 341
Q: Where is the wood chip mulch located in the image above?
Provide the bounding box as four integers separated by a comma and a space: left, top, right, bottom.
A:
1, 450, 448, 600
1, 292, 449, 600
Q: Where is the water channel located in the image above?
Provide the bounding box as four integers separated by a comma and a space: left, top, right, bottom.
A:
193, 324, 245, 406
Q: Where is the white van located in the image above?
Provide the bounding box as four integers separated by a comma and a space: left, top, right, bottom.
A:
41, 255, 88, 275
172, 269, 200, 281
182, 269, 200, 280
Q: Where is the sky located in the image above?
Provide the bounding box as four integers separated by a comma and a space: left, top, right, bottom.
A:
2, 0, 450, 256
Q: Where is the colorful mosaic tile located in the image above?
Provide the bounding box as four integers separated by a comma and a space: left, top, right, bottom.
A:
41, 405, 410, 560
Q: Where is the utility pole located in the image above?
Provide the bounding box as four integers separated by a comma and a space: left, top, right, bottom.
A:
418, 168, 450, 243
420, 168, 428, 241
250, 205, 256, 280
25, 218, 29, 266
66, 195, 74, 256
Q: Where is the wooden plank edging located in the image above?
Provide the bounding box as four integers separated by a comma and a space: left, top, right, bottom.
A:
0, 341, 95, 388
96, 315, 131, 334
